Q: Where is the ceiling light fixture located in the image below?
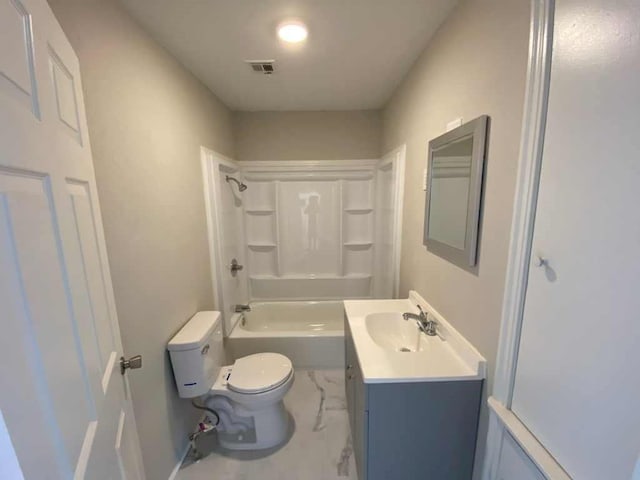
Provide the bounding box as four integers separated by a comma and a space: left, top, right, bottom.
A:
277, 21, 308, 43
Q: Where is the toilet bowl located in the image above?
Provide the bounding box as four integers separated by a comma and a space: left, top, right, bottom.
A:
206, 353, 294, 449
167, 312, 294, 451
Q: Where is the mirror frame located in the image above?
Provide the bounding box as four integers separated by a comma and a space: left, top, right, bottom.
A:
423, 115, 488, 269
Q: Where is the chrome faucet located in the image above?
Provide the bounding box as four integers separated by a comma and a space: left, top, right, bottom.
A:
234, 304, 251, 313
403, 305, 438, 336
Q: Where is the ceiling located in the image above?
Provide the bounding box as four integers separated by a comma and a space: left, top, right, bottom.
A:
119, 0, 458, 111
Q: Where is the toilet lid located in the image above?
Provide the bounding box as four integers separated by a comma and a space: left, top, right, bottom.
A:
228, 353, 293, 394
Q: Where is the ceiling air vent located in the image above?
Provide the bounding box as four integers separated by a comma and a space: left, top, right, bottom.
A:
246, 60, 276, 75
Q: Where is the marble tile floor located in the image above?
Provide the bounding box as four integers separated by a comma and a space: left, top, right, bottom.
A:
176, 369, 357, 480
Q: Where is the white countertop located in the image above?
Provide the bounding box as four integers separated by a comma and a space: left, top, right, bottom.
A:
344, 291, 486, 384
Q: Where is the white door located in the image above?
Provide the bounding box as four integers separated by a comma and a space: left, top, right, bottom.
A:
510, 0, 640, 478
0, 0, 145, 478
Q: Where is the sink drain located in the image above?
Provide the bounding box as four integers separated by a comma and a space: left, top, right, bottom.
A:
398, 347, 413, 352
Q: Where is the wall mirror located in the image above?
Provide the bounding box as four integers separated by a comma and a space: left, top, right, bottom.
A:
423, 115, 488, 269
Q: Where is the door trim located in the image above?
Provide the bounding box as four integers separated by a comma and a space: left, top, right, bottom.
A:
378, 145, 406, 299
482, 1, 569, 479
201, 147, 242, 336
492, 0, 554, 410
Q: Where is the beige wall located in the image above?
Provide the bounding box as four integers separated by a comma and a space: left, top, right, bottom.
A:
47, 0, 529, 475
382, 0, 530, 473
47, 0, 234, 478
234, 110, 381, 160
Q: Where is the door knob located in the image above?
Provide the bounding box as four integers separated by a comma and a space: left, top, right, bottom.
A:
120, 355, 142, 375
533, 255, 547, 268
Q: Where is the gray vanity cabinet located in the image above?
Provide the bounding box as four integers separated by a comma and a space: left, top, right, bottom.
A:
344, 315, 483, 480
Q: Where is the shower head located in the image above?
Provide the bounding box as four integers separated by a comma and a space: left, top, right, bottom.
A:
225, 175, 247, 192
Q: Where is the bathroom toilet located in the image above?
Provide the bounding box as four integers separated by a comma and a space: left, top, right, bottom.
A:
167, 311, 294, 450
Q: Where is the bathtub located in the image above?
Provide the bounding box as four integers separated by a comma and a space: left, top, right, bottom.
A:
227, 301, 345, 369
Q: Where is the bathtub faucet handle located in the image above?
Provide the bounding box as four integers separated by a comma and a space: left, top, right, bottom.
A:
229, 258, 244, 276
234, 304, 251, 313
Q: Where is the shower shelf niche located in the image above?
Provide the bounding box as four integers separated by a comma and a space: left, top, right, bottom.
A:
242, 179, 280, 278
245, 208, 275, 215
340, 178, 374, 280
344, 207, 374, 214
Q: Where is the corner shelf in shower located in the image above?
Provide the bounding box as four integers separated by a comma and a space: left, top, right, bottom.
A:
341, 179, 374, 283
343, 242, 373, 248
245, 208, 275, 215
242, 180, 280, 279
343, 207, 374, 214
343, 274, 373, 279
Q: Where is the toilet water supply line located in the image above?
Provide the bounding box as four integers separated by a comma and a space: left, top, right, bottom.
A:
191, 399, 220, 428
187, 400, 220, 461
188, 396, 253, 458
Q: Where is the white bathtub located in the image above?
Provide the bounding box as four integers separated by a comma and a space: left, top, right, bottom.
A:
227, 301, 345, 368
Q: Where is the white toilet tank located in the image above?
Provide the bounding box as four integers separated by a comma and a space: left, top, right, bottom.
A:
167, 311, 224, 398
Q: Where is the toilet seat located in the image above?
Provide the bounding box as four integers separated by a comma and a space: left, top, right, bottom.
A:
228, 353, 293, 394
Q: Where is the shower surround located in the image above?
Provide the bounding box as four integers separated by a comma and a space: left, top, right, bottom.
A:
202, 151, 405, 366
240, 160, 380, 301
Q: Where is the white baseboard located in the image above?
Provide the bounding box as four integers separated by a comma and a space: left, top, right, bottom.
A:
168, 413, 210, 480
167, 441, 191, 480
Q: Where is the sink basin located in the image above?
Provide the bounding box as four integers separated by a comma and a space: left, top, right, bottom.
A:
365, 312, 427, 353
344, 293, 487, 383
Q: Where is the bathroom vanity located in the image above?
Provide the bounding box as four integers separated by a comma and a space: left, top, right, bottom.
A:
344, 292, 486, 479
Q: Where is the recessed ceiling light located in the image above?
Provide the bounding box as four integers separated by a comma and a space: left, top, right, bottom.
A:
277, 21, 308, 44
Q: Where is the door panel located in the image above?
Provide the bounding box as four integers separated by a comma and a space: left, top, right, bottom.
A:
0, 0, 144, 478
0, 171, 77, 477
0, 171, 93, 470
115, 409, 145, 480
48, 46, 82, 144
0, 0, 39, 115
67, 180, 118, 387
511, 1, 640, 478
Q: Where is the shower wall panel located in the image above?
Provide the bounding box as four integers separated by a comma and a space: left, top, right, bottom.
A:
240, 160, 379, 300
278, 181, 341, 276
